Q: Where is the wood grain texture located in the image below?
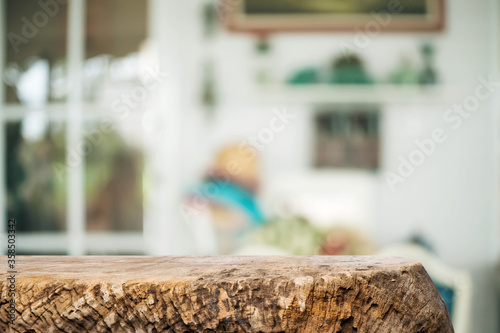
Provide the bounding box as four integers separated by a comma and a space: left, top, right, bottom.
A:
0, 256, 453, 332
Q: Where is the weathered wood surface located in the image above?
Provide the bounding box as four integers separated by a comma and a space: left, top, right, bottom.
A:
0, 256, 453, 333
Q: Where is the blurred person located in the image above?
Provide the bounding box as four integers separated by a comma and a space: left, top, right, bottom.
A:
184, 144, 265, 254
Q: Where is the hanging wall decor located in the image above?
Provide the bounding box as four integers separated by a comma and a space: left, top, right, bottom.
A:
225, 0, 445, 33
314, 107, 380, 170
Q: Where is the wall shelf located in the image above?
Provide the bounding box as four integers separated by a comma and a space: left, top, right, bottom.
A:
257, 84, 462, 105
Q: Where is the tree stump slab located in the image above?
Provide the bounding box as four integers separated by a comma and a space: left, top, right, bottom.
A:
0, 256, 453, 332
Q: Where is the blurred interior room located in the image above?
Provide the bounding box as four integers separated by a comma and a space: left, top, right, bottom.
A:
1, 0, 500, 331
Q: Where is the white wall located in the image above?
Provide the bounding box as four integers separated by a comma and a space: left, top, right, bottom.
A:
172, 0, 499, 331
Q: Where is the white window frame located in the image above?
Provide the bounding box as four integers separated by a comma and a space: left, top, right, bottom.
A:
0, 0, 185, 255
0, 0, 5, 254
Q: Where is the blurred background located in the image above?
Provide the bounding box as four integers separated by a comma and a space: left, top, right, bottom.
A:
1, 0, 499, 331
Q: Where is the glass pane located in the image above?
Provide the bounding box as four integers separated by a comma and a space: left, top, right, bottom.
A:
85, 119, 143, 232
5, 119, 67, 232
4, 0, 68, 104
84, 0, 148, 106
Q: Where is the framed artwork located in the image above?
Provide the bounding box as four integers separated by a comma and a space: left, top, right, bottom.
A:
314, 107, 380, 170
225, 0, 445, 33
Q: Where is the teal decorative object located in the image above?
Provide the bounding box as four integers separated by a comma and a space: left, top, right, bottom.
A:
329, 54, 374, 85
419, 42, 438, 85
288, 67, 320, 85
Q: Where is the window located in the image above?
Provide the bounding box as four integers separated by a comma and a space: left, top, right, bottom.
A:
2, 0, 150, 255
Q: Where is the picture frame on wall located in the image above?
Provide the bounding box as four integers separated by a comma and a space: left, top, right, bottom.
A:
314, 107, 380, 170
225, 0, 445, 33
